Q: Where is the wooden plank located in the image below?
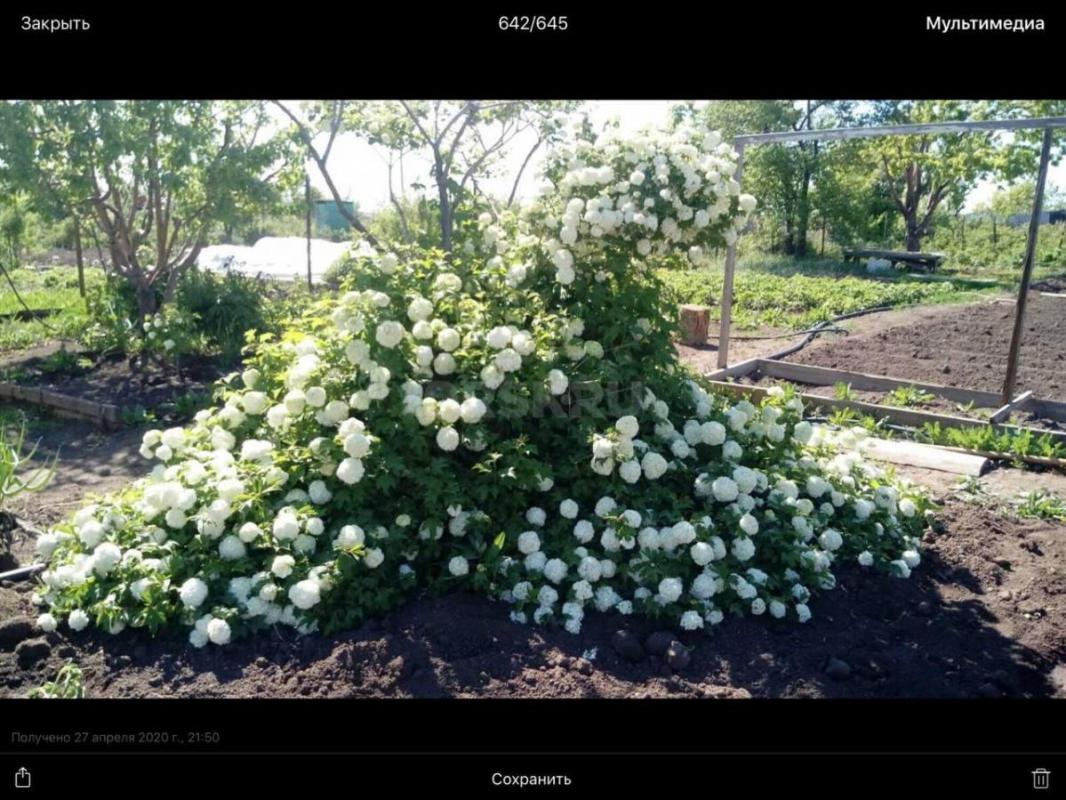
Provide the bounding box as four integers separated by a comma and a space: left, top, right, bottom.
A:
705, 357, 761, 381
1002, 127, 1054, 404
934, 445, 1066, 471
716, 141, 745, 370
704, 379, 1066, 444
1026, 397, 1066, 423
858, 436, 990, 476
989, 390, 1034, 424
0, 380, 125, 428
734, 117, 1066, 146
755, 359, 1005, 407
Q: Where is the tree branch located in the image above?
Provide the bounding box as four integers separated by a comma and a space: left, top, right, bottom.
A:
273, 100, 379, 247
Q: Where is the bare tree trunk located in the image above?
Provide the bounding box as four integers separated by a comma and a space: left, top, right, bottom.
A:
905, 220, 922, 252
135, 279, 157, 321
305, 174, 314, 293
433, 152, 452, 252
73, 216, 85, 299
796, 169, 811, 258
387, 159, 411, 243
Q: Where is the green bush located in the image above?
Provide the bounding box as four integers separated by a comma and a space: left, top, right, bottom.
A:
659, 262, 992, 330
82, 268, 289, 365
31, 123, 933, 650
177, 269, 273, 364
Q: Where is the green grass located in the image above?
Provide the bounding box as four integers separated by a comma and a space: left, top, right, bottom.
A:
917, 421, 1066, 462
1013, 489, 1066, 522
658, 257, 999, 331
0, 265, 104, 351
833, 381, 856, 401
886, 385, 936, 408
27, 660, 85, 699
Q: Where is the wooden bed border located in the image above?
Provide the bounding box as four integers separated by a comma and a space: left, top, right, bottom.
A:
703, 358, 1066, 444
0, 381, 123, 429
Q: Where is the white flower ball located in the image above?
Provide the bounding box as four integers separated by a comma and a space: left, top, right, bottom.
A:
525, 507, 546, 527
711, 476, 739, 502
641, 451, 668, 480
207, 617, 232, 645
436, 327, 461, 352
819, 528, 843, 552
438, 399, 462, 424
336, 457, 365, 484
486, 326, 513, 350
436, 426, 460, 451
375, 320, 406, 348
658, 577, 683, 603
433, 352, 457, 375
517, 530, 541, 555
309, 480, 332, 505
573, 520, 595, 543
218, 536, 246, 561
559, 499, 579, 519
731, 536, 756, 561
460, 397, 487, 424
289, 579, 322, 610
407, 297, 434, 322
547, 369, 569, 395
271, 555, 295, 578
364, 548, 385, 568
680, 610, 704, 631
619, 460, 641, 484
739, 513, 759, 536
690, 541, 714, 566
615, 415, 639, 437
543, 558, 568, 584
179, 577, 208, 609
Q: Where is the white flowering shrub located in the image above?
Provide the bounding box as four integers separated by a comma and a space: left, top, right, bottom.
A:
32, 123, 931, 646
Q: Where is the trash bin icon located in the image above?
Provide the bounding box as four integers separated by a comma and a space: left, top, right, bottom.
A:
14, 767, 31, 789
1033, 768, 1051, 790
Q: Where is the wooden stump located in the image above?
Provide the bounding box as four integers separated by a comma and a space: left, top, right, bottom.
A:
678, 304, 711, 345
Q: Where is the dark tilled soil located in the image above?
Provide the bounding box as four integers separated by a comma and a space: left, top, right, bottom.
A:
6, 349, 225, 409
2, 297, 1065, 698
2, 424, 146, 565
2, 501, 1064, 699
791, 294, 1066, 400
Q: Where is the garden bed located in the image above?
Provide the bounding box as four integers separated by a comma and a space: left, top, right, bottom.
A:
717, 360, 1066, 438
0, 347, 226, 424
788, 294, 1066, 404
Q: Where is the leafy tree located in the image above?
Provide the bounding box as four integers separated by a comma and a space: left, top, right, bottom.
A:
0, 101, 293, 319
0, 191, 32, 268
676, 100, 853, 257
811, 139, 899, 248
277, 100, 578, 251
853, 101, 1065, 251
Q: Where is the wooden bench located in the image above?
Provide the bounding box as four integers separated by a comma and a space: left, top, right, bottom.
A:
842, 248, 946, 273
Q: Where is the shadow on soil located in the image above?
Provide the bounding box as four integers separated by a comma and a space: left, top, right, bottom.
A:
4, 543, 1054, 699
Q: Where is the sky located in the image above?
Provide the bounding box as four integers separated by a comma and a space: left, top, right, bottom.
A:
300, 101, 1066, 215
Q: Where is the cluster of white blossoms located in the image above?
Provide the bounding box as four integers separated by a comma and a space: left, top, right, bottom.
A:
531, 122, 757, 285
488, 380, 929, 635
32, 121, 930, 649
